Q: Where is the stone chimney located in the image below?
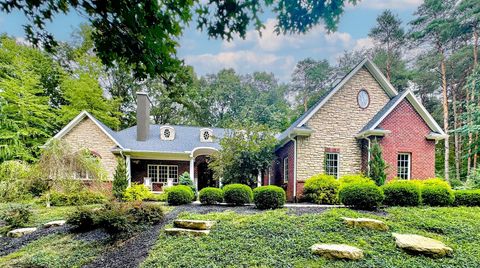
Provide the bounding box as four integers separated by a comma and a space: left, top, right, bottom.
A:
136, 92, 151, 141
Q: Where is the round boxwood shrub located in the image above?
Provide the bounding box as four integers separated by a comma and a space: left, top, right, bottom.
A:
338, 182, 384, 210
421, 179, 454, 206
382, 180, 421, 206
199, 187, 224, 205
454, 190, 480, 206
223, 184, 253, 206
253, 186, 286, 209
167, 185, 195, 205
302, 174, 339, 204
339, 174, 373, 185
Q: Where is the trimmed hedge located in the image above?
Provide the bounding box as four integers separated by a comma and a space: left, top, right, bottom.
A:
421, 179, 454, 206
45, 190, 106, 206
253, 186, 286, 209
339, 182, 384, 210
302, 174, 339, 204
199, 187, 224, 205
223, 184, 253, 206
382, 180, 421, 206
167, 185, 195, 205
123, 184, 152, 201
454, 190, 480, 207
339, 174, 373, 185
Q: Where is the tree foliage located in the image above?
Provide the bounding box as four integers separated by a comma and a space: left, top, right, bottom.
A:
368, 139, 387, 186
113, 157, 128, 200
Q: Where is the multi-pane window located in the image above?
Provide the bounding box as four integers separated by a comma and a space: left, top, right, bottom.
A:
283, 157, 289, 183
397, 153, 411, 179
147, 165, 178, 183
325, 153, 339, 178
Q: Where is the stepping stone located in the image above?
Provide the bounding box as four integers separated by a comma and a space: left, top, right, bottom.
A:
311, 244, 364, 260
43, 220, 66, 228
342, 217, 388, 231
7, 227, 37, 238
392, 233, 453, 257
165, 228, 210, 236
173, 220, 216, 230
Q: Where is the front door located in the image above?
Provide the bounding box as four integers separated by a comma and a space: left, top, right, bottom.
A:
197, 162, 215, 191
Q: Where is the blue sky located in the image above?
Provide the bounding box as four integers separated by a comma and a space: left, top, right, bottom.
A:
0, 0, 421, 81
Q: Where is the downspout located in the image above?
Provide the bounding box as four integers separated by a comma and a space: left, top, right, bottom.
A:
367, 137, 371, 175
288, 134, 298, 203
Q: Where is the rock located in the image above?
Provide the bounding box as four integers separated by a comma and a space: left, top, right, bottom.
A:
392, 233, 453, 257
7, 227, 37, 238
310, 244, 364, 260
165, 228, 210, 236
43, 220, 66, 228
342, 217, 389, 231
173, 220, 216, 230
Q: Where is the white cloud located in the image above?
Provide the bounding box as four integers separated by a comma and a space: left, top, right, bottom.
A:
347, 0, 422, 10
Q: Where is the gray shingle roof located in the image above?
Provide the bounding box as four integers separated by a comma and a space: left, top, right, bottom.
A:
113, 125, 228, 153
360, 92, 406, 132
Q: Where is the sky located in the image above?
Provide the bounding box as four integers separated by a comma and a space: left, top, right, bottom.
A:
0, 0, 422, 82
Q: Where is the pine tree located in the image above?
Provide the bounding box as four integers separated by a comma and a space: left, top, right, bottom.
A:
112, 157, 128, 200
369, 139, 387, 186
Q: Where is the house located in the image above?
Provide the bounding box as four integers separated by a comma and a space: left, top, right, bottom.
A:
51, 58, 445, 202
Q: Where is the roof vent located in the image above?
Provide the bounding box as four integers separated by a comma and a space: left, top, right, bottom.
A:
160, 126, 175, 141
200, 128, 213, 142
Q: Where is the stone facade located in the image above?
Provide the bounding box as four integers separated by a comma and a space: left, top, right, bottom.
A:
296, 67, 391, 182
61, 117, 118, 179
378, 99, 436, 179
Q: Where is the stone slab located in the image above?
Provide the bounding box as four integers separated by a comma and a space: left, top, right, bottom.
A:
173, 220, 216, 230
311, 244, 363, 260
342, 217, 389, 231
392, 233, 453, 257
44, 220, 66, 228
7, 227, 37, 238
165, 228, 210, 236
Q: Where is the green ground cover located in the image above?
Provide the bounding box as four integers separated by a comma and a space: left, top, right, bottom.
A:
143, 207, 480, 268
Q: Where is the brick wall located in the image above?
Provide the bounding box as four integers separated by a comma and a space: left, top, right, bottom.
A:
62, 117, 118, 179
296, 67, 391, 181
273, 140, 295, 201
378, 99, 436, 180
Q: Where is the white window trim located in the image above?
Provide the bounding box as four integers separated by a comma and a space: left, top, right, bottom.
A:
147, 164, 179, 183
160, 126, 175, 140
200, 128, 213, 142
283, 157, 289, 183
397, 153, 411, 180
325, 152, 340, 179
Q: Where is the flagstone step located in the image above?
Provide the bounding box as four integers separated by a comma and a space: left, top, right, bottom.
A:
173, 220, 216, 230
392, 233, 453, 257
311, 243, 364, 260
165, 228, 210, 236
342, 217, 389, 231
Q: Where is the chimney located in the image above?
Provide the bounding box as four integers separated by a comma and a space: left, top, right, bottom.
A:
136, 92, 151, 141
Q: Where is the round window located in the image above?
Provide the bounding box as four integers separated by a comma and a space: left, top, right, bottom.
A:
203, 131, 210, 141
164, 129, 171, 138
357, 89, 370, 109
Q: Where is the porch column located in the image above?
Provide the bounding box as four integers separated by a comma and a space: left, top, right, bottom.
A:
126, 155, 131, 187
257, 171, 262, 187
189, 157, 195, 190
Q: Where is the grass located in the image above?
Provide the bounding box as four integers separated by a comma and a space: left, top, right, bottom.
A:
0, 234, 108, 268
142, 207, 480, 268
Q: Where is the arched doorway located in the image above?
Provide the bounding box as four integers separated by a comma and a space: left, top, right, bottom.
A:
197, 159, 215, 191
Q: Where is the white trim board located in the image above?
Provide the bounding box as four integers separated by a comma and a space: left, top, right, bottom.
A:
296, 58, 398, 127
49, 110, 123, 148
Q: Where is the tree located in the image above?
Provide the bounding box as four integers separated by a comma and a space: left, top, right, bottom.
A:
368, 139, 387, 186
112, 157, 128, 200
1, 0, 357, 79
369, 10, 405, 81
0, 36, 58, 162
209, 124, 277, 187
290, 58, 334, 112
410, 0, 459, 181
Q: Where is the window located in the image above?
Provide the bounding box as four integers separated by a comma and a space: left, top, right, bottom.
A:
200, 128, 213, 142
283, 157, 289, 183
147, 165, 178, 183
357, 89, 370, 109
160, 126, 175, 140
325, 153, 339, 178
397, 153, 411, 179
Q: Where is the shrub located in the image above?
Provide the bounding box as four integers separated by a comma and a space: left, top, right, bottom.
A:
144, 193, 167, 202
223, 184, 253, 206
112, 157, 128, 199
302, 174, 339, 204
128, 202, 165, 224
454, 190, 480, 206
67, 207, 98, 232
0, 160, 32, 202
179, 172, 197, 200
253, 186, 286, 209
382, 180, 421, 206
199, 187, 224, 205
339, 174, 372, 185
421, 178, 454, 206
167, 185, 194, 205
97, 203, 135, 237
368, 139, 387, 186
45, 190, 106, 206
123, 184, 152, 202
338, 182, 384, 210
0, 204, 32, 228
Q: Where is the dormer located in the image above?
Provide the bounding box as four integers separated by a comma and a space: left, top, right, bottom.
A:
160, 126, 175, 140
200, 128, 213, 142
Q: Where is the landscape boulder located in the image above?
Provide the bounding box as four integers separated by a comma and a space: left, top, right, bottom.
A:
310, 244, 363, 260
173, 220, 216, 230
7, 227, 37, 238
342, 217, 388, 231
44, 220, 66, 228
165, 228, 210, 236
392, 233, 453, 257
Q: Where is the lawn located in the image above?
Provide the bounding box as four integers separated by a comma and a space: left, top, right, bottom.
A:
142, 207, 480, 268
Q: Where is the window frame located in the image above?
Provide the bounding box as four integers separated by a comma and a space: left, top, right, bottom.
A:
397, 153, 411, 180
147, 164, 179, 183
325, 152, 340, 178
283, 157, 289, 183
